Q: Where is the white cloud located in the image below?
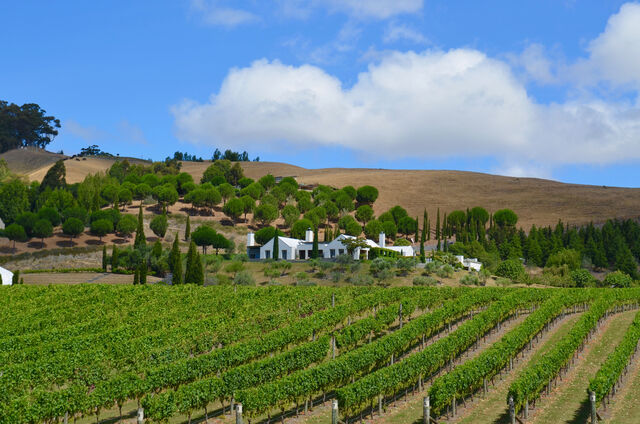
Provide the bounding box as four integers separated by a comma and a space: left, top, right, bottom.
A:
118, 120, 148, 145
510, 43, 557, 84
172, 48, 640, 170
64, 120, 107, 142
277, 0, 423, 20
190, 0, 258, 28
173, 2, 640, 177
573, 2, 640, 87
383, 22, 429, 44
319, 0, 423, 19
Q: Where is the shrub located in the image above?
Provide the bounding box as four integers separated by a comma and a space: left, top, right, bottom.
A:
570, 268, 596, 288
330, 271, 342, 283
460, 273, 482, 286
395, 257, 416, 275
212, 274, 232, 286
413, 276, 438, 286
377, 268, 395, 282
495, 259, 525, 280
394, 238, 412, 246
495, 277, 512, 286
234, 270, 255, 286
150, 215, 168, 239
370, 257, 393, 276
601, 271, 632, 288
436, 264, 454, 279
350, 274, 374, 286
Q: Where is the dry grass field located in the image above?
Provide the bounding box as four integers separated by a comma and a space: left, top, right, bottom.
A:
6, 149, 640, 230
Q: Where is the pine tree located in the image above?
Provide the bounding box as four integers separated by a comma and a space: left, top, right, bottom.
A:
435, 208, 440, 240
111, 245, 119, 271
311, 228, 319, 259
184, 215, 191, 241
102, 245, 108, 272
134, 205, 146, 249
273, 233, 280, 260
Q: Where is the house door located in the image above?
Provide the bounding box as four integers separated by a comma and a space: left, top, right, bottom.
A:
300, 250, 306, 259
282, 250, 288, 260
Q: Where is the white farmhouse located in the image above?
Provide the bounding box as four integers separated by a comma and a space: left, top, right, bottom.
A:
247, 229, 414, 260
0, 266, 14, 286
0, 218, 4, 230
455, 255, 483, 272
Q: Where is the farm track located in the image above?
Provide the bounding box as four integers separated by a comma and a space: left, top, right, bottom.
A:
454, 312, 582, 424
526, 309, 636, 424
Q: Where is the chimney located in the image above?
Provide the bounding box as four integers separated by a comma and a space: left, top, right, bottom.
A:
379, 232, 386, 248
247, 232, 256, 247
305, 228, 314, 242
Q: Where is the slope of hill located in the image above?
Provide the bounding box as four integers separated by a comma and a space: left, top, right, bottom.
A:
0, 147, 67, 174
5, 149, 640, 230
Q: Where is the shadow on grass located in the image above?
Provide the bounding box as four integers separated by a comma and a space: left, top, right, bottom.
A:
566, 397, 592, 424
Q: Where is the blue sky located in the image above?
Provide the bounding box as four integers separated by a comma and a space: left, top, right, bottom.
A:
2, 1, 640, 186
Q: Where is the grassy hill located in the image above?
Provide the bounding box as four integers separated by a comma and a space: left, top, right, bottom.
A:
5, 148, 640, 230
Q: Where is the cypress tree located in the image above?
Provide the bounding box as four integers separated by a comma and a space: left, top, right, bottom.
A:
324, 225, 330, 242
443, 212, 448, 239
139, 262, 147, 285
111, 245, 119, 271
102, 245, 108, 272
427, 218, 431, 240
169, 233, 180, 274
133, 268, 139, 285
415, 216, 420, 240
172, 247, 183, 286
420, 209, 426, 263
311, 228, 319, 259
334, 226, 341, 240
273, 233, 280, 260
185, 241, 203, 284
184, 215, 191, 241
134, 205, 146, 249
435, 208, 440, 240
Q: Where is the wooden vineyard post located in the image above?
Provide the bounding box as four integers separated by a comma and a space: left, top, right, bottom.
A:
524, 398, 529, 419
378, 395, 383, 416
332, 293, 335, 307
423, 397, 430, 424
332, 334, 336, 359
236, 403, 244, 424
508, 396, 515, 424
399, 303, 403, 329
64, 412, 68, 424
332, 399, 339, 424
137, 407, 144, 424
590, 391, 597, 424
483, 377, 488, 397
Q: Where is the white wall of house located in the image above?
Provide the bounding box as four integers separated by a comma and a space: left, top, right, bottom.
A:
0, 267, 13, 286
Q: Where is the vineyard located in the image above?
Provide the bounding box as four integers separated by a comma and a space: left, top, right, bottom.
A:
2, 285, 640, 424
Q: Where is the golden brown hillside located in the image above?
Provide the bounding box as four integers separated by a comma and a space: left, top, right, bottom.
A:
8, 150, 640, 230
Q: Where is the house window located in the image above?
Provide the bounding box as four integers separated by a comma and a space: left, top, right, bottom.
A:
330, 249, 336, 258
282, 250, 288, 260
265, 250, 271, 259
300, 250, 306, 260
339, 249, 345, 255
